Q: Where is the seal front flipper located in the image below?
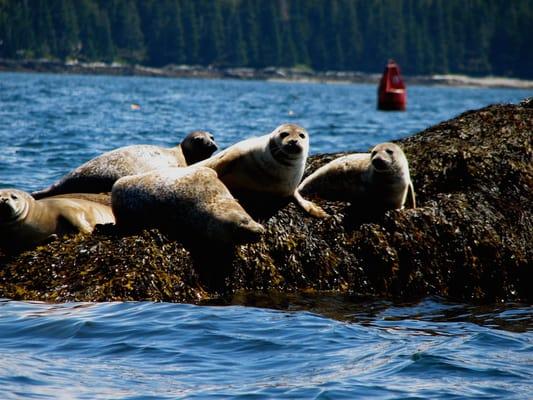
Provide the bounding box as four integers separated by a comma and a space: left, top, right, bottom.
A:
406, 182, 416, 209
293, 190, 329, 218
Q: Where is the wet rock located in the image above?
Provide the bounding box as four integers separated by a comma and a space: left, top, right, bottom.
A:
1, 102, 531, 304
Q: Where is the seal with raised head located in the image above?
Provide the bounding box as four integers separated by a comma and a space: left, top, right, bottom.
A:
111, 166, 265, 244
196, 123, 327, 218
32, 130, 217, 199
298, 142, 416, 212
0, 189, 115, 253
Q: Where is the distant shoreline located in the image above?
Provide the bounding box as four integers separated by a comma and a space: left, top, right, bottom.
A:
1, 59, 532, 89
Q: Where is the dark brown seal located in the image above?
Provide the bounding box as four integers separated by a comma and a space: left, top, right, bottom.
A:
32, 131, 217, 199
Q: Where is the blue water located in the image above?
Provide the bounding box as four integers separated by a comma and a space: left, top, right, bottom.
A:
0, 72, 531, 191
0, 299, 531, 399
0, 72, 532, 398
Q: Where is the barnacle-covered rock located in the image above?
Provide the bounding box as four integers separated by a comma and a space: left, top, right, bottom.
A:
1, 101, 531, 304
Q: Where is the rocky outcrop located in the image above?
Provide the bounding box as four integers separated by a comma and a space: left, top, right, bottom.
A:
1, 100, 531, 304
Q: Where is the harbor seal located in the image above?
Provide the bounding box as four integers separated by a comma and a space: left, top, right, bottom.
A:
0, 189, 115, 253
111, 166, 265, 244
298, 142, 416, 212
196, 123, 327, 218
32, 130, 217, 199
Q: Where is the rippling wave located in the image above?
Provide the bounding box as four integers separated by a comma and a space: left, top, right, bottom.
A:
0, 299, 531, 399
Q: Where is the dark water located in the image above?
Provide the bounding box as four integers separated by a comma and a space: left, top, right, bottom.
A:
0, 72, 532, 398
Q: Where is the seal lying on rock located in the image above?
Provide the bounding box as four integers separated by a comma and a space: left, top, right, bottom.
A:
111, 166, 265, 244
298, 142, 416, 212
196, 123, 327, 218
32, 130, 218, 199
0, 189, 115, 253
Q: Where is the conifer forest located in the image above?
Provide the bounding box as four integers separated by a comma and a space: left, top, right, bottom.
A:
0, 0, 531, 78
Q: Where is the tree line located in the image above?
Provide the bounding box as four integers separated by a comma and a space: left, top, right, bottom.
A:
0, 0, 531, 78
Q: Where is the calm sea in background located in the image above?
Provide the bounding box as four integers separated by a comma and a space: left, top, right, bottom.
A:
0, 72, 532, 398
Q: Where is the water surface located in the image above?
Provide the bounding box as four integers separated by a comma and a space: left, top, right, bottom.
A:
0, 72, 531, 399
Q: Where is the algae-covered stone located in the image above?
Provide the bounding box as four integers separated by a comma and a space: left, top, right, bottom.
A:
1, 101, 531, 303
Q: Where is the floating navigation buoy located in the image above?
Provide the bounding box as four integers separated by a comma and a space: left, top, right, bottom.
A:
377, 60, 407, 111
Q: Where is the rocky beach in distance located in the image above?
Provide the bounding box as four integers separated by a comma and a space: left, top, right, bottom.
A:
2, 58, 533, 89
1, 98, 531, 305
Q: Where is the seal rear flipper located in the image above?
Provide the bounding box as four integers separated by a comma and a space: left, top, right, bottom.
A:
32, 176, 117, 200
293, 190, 329, 218
56, 215, 93, 235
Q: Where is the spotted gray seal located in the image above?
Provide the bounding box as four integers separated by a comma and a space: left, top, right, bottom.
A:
0, 188, 115, 252
32, 130, 217, 199
298, 142, 416, 212
196, 123, 327, 218
111, 166, 265, 244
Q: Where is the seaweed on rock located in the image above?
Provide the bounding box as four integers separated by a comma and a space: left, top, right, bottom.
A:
1, 101, 531, 303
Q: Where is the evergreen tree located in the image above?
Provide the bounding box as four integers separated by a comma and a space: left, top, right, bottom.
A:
1, 0, 36, 58
107, 0, 144, 62
240, 0, 260, 67
142, 0, 185, 66
224, 3, 248, 66
32, 0, 56, 58
338, 0, 362, 71
50, 0, 80, 60
197, 0, 224, 65
0, 0, 531, 79
257, 1, 281, 66
179, 0, 200, 64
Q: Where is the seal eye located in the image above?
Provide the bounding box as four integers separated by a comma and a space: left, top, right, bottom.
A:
386, 149, 394, 155
371, 151, 377, 157
209, 135, 215, 141
299, 133, 306, 139
280, 131, 290, 139
11, 194, 18, 200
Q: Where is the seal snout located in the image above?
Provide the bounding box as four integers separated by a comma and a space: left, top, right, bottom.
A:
0, 200, 12, 216
371, 156, 391, 171
284, 139, 303, 154
0, 192, 21, 221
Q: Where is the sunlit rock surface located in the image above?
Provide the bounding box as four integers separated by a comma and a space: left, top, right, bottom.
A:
1, 100, 531, 303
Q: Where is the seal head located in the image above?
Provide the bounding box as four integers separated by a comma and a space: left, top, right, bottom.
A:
180, 130, 218, 165
370, 142, 406, 174
0, 189, 30, 225
268, 124, 309, 166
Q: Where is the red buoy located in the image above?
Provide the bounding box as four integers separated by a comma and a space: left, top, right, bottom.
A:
377, 59, 407, 111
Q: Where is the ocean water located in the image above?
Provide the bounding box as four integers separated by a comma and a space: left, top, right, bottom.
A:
0, 72, 532, 399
